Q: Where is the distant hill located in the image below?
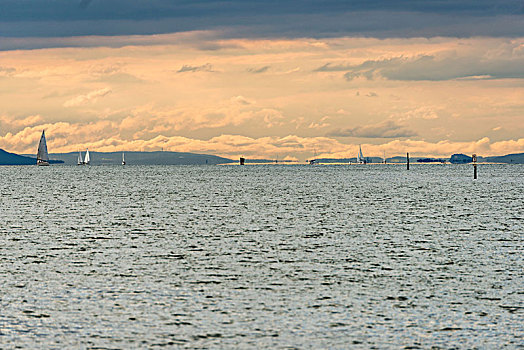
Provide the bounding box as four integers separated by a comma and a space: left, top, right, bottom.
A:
0, 149, 35, 165
450, 154, 472, 164
483, 153, 524, 164
0, 149, 64, 165
47, 151, 235, 165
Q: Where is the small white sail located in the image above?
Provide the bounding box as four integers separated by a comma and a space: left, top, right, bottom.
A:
36, 130, 50, 166
122, 151, 126, 165
84, 149, 90, 165
77, 151, 83, 165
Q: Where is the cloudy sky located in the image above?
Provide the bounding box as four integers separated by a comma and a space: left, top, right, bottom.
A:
1, 1, 523, 159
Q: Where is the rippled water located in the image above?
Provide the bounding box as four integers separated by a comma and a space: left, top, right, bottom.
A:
1, 164, 523, 348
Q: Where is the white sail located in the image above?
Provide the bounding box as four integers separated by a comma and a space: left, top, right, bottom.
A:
36, 130, 50, 166
84, 149, 90, 165
77, 151, 83, 165
357, 145, 364, 164
357, 145, 365, 164
122, 151, 126, 165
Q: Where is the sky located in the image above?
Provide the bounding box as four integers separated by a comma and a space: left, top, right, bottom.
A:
1, 0, 523, 160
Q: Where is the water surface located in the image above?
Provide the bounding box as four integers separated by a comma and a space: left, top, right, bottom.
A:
1, 164, 522, 348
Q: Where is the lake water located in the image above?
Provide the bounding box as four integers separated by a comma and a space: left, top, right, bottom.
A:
0, 164, 522, 348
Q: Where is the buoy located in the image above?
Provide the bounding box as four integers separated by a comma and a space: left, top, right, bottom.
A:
472, 154, 477, 179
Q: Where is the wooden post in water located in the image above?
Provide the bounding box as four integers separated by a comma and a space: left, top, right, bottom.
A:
407, 152, 410, 170
239, 157, 245, 165
472, 154, 477, 179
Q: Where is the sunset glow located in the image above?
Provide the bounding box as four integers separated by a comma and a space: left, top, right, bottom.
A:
1, 2, 523, 160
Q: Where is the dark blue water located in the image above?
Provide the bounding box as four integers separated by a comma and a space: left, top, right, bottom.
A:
1, 164, 522, 348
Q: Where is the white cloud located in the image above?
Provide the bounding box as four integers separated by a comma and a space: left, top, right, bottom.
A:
394, 107, 440, 121
308, 116, 330, 129
1, 119, 523, 160
230, 96, 254, 105
63, 87, 112, 107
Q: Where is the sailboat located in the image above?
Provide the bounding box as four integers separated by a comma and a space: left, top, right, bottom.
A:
77, 150, 84, 165
84, 149, 90, 165
36, 130, 50, 166
356, 145, 366, 164
308, 149, 318, 165
122, 152, 126, 165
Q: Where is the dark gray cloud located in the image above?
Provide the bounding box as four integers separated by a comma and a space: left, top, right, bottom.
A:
0, 31, 223, 51
0, 67, 16, 75
3, 0, 523, 23
177, 63, 214, 73
315, 63, 354, 72
318, 54, 524, 81
328, 120, 417, 138
247, 66, 270, 74
0, 0, 523, 45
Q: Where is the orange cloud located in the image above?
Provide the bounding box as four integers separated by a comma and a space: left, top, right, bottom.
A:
0, 114, 43, 130
0, 35, 522, 161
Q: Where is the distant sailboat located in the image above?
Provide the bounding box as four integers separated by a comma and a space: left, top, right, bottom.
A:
309, 149, 318, 165
77, 150, 84, 165
36, 130, 50, 166
356, 145, 366, 164
84, 149, 90, 165
122, 152, 126, 165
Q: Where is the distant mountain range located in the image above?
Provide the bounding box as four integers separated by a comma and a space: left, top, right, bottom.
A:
1, 148, 523, 165
45, 151, 234, 165
4, 149, 235, 165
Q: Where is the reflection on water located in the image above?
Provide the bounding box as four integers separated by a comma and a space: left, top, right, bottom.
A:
1, 164, 522, 348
